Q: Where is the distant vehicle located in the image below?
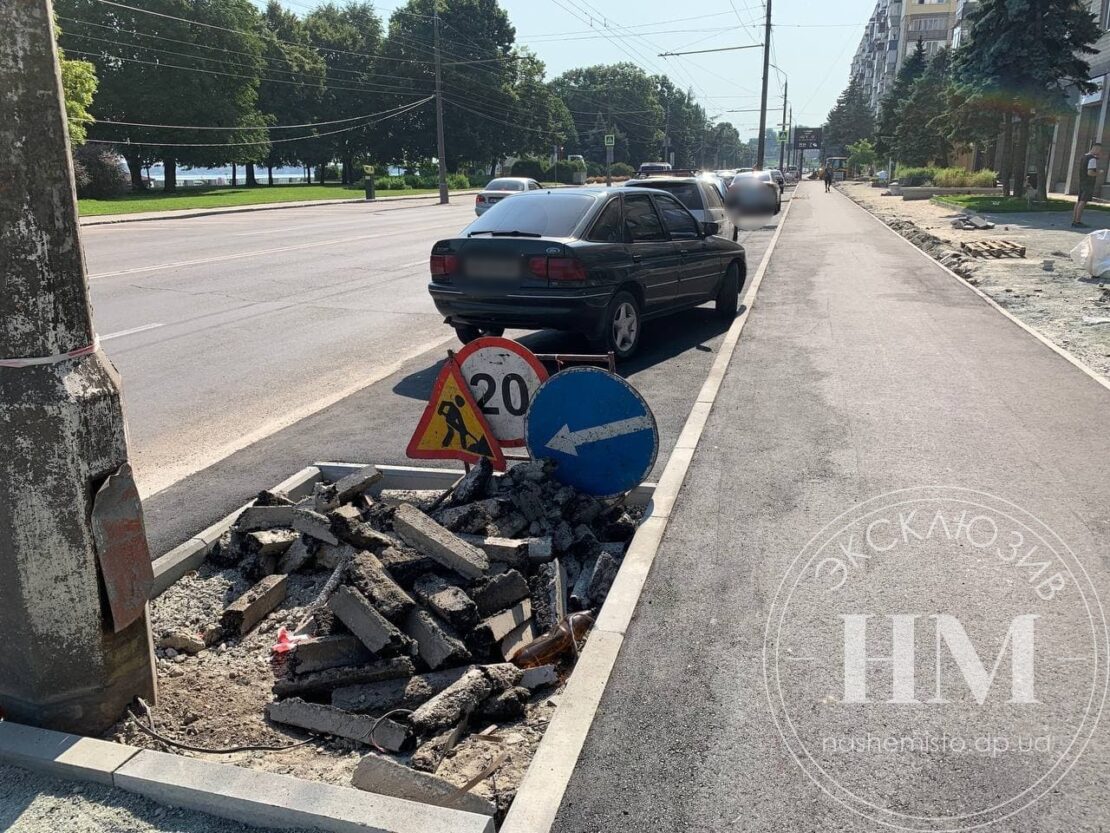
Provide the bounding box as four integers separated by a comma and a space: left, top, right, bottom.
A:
474, 177, 542, 215
727, 170, 781, 215
638, 162, 672, 175
567, 154, 585, 163
623, 176, 739, 242
428, 188, 747, 359
768, 169, 786, 194
824, 157, 849, 181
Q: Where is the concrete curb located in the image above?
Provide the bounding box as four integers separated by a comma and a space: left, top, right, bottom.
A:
0, 722, 493, 833
79, 190, 481, 227
499, 189, 798, 833
841, 187, 1110, 394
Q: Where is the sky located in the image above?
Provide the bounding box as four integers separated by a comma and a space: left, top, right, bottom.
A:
364, 0, 880, 138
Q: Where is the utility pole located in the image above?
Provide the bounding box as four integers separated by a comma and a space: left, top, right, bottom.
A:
433, 6, 449, 205
755, 0, 772, 169
777, 80, 789, 172
0, 0, 156, 733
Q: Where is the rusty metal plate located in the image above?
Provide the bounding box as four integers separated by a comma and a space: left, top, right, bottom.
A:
91, 462, 154, 632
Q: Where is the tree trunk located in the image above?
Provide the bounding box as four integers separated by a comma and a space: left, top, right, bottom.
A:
122, 151, 146, 191
267, 165, 273, 186
1034, 119, 1051, 202
1011, 116, 1029, 198
317, 164, 326, 184
163, 158, 177, 192
246, 163, 257, 187
998, 114, 1013, 198
231, 162, 238, 187
305, 165, 311, 183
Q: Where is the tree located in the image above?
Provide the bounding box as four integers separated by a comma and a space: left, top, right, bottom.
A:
894, 49, 952, 167
846, 138, 878, 174
875, 40, 926, 157
950, 0, 1100, 198
653, 77, 708, 169
705, 122, 750, 169
57, 22, 98, 147
823, 77, 874, 156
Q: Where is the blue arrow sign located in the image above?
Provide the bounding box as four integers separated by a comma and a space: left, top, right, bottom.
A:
525, 367, 658, 497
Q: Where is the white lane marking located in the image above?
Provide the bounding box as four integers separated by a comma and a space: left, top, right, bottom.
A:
137, 331, 456, 500
545, 415, 654, 456
101, 322, 165, 341
89, 221, 466, 280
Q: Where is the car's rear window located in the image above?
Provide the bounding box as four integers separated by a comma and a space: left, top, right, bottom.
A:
486, 179, 525, 191
627, 181, 703, 210
464, 193, 597, 238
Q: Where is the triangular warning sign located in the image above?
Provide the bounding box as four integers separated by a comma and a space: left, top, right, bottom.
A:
407, 360, 506, 471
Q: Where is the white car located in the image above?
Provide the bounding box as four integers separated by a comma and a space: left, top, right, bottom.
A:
727, 170, 781, 215
623, 176, 739, 242
475, 177, 542, 215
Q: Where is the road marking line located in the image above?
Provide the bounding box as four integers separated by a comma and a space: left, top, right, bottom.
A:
101, 322, 166, 341
137, 332, 456, 500
499, 186, 799, 833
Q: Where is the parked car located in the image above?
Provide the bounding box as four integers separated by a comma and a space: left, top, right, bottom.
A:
623, 176, 739, 242
768, 169, 786, 193
474, 177, 542, 215
727, 170, 781, 215
428, 188, 747, 359
638, 161, 672, 176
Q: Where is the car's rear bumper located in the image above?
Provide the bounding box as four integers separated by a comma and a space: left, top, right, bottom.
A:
429, 284, 612, 336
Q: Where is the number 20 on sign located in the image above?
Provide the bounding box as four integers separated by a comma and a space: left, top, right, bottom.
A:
455, 337, 548, 447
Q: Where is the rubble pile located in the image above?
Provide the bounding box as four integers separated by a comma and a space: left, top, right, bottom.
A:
194, 460, 639, 815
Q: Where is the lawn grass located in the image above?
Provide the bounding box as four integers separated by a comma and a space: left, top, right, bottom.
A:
932, 194, 1110, 214
77, 182, 447, 216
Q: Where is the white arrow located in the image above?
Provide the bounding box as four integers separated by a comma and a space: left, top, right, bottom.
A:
544, 414, 654, 457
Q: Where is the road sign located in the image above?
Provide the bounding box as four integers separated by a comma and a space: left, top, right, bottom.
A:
407, 361, 506, 470
795, 127, 821, 150
455, 337, 548, 447
525, 367, 658, 497
778, 130, 788, 143
604, 134, 615, 147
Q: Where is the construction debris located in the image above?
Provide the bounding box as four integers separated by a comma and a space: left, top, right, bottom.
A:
266, 698, 408, 751
351, 753, 496, 816
393, 504, 490, 579
221, 574, 288, 635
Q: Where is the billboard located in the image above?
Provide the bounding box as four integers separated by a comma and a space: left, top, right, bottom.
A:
794, 128, 822, 150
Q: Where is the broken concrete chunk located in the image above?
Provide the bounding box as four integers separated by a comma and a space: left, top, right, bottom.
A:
292, 635, 372, 675
349, 551, 415, 623
378, 489, 441, 510
413, 574, 479, 632
489, 511, 529, 539
333, 465, 383, 504
314, 542, 359, 571
482, 600, 532, 642
587, 550, 620, 606
235, 504, 295, 532
408, 667, 493, 734
500, 619, 535, 661
256, 489, 294, 507
520, 664, 558, 689
377, 545, 436, 586
527, 537, 554, 564
266, 698, 407, 751
393, 504, 489, 580
409, 729, 456, 773
157, 631, 205, 655
508, 459, 550, 484
337, 521, 393, 551
245, 529, 297, 556
402, 607, 470, 670
552, 521, 574, 554
511, 482, 546, 524
293, 507, 340, 546
603, 510, 638, 542
351, 753, 495, 817
477, 687, 528, 721
456, 534, 528, 569
482, 662, 523, 691
570, 555, 597, 610
567, 495, 603, 525
329, 504, 362, 525
470, 569, 530, 617
328, 586, 414, 655
530, 558, 567, 633
221, 574, 288, 635
572, 524, 602, 559
273, 657, 415, 698
450, 456, 492, 505
432, 503, 475, 532
332, 666, 470, 713
312, 481, 339, 513
276, 537, 313, 575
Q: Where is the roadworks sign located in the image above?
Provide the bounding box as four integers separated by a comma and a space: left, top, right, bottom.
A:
407, 360, 506, 470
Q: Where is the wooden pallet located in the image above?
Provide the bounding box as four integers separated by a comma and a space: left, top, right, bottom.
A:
960, 239, 1026, 258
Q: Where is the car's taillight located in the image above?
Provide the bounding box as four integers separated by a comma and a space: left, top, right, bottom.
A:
475, 194, 485, 203
430, 254, 458, 277
529, 256, 586, 282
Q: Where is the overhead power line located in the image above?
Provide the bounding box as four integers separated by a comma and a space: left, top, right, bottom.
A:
658, 44, 762, 57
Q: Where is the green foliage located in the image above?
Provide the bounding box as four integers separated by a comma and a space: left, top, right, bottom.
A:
610, 162, 635, 177
374, 175, 412, 190
544, 159, 586, 183
60, 51, 98, 146
510, 158, 547, 179
73, 145, 129, 198
895, 49, 953, 166
846, 138, 878, 172
823, 77, 874, 155
447, 173, 471, 189
875, 41, 926, 156
896, 167, 939, 186
932, 168, 997, 187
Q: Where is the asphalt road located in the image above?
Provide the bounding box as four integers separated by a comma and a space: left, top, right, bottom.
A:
551, 183, 1110, 832
83, 192, 788, 556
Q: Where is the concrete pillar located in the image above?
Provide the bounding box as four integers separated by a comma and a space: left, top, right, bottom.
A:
0, 0, 156, 733
1065, 104, 1085, 195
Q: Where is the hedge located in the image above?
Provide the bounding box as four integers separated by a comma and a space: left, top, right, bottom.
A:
510, 158, 546, 179
897, 167, 997, 188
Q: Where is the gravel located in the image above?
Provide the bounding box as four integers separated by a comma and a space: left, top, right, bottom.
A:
0, 764, 319, 833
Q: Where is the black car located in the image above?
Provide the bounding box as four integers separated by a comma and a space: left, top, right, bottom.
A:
427, 188, 747, 359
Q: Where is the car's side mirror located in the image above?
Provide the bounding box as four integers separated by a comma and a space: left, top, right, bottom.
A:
701, 220, 720, 237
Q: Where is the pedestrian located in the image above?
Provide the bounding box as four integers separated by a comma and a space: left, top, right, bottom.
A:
1073, 142, 1101, 228
824, 165, 834, 193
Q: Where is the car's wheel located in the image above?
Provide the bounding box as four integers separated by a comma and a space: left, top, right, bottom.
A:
454, 325, 505, 345
594, 291, 642, 360
715, 263, 741, 322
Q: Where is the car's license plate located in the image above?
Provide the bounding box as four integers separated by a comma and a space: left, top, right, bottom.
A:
465, 257, 520, 279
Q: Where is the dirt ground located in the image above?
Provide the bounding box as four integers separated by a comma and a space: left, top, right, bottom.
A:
107, 562, 565, 813
840, 181, 1110, 380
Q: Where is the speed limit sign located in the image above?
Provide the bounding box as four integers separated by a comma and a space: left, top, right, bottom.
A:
455, 337, 548, 447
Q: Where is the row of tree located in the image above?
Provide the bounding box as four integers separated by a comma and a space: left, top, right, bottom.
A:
58, 0, 756, 191
822, 0, 1101, 199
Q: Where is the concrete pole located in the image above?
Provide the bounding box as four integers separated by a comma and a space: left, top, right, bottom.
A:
755, 0, 772, 170
433, 7, 449, 205
0, 0, 156, 733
